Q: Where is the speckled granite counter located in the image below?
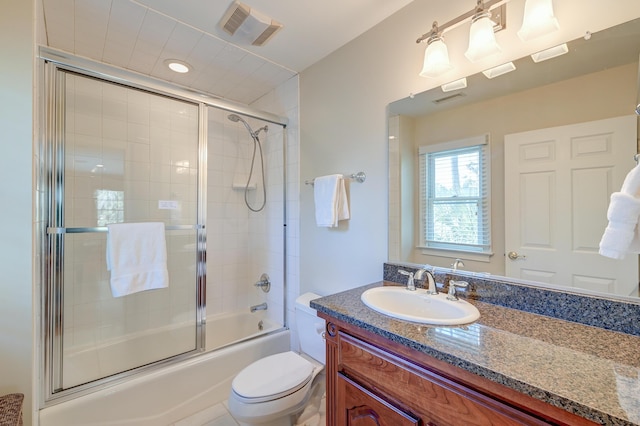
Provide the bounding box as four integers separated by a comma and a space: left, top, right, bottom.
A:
311, 282, 640, 426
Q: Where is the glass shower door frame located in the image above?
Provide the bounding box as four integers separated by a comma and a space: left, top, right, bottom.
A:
41, 61, 208, 403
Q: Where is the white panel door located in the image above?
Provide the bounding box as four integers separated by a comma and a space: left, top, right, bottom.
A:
505, 115, 639, 296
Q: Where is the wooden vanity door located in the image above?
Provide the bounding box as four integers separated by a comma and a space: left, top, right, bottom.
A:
337, 373, 419, 426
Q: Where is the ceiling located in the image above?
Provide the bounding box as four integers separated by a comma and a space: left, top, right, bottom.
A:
41, 0, 413, 105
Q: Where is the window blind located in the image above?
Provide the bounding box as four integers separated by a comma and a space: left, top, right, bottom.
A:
419, 134, 491, 253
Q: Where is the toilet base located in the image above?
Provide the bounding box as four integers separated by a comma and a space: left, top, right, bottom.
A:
230, 371, 325, 426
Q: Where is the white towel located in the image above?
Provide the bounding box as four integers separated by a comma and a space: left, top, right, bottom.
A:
314, 174, 350, 227
599, 163, 640, 259
106, 222, 169, 297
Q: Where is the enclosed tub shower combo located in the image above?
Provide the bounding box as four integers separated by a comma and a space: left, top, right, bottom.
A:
38, 49, 292, 424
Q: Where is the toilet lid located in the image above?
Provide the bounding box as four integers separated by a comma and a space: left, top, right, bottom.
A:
232, 351, 314, 402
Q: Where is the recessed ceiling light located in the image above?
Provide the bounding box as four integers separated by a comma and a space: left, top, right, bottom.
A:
164, 59, 191, 73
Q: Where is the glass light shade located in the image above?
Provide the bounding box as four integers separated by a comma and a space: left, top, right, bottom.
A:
419, 37, 453, 78
465, 14, 502, 62
518, 0, 559, 41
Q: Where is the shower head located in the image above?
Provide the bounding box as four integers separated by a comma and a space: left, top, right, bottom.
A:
227, 113, 267, 138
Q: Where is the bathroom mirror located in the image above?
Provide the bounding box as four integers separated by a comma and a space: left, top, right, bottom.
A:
388, 17, 640, 299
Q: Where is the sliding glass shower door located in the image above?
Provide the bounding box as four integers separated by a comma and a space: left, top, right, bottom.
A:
43, 66, 205, 398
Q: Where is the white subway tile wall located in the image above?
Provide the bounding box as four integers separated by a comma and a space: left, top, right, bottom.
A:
251, 76, 301, 352
205, 107, 286, 326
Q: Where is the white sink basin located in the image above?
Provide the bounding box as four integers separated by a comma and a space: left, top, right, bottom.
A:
361, 286, 480, 325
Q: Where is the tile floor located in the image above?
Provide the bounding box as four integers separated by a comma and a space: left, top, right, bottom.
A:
172, 398, 326, 426
173, 401, 238, 426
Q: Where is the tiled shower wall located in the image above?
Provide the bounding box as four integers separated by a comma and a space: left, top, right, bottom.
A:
251, 76, 301, 350
206, 75, 299, 332
205, 107, 285, 321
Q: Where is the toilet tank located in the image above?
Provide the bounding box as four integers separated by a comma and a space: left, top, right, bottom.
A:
295, 293, 326, 364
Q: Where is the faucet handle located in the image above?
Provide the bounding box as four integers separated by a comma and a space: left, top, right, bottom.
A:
398, 269, 416, 291
447, 280, 468, 301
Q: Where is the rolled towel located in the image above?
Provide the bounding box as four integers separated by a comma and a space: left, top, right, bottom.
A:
599, 192, 640, 259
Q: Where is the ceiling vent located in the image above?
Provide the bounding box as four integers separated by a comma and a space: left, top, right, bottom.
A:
220, 1, 283, 47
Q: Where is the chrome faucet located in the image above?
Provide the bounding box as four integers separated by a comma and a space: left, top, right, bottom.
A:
398, 269, 416, 291
250, 302, 268, 313
451, 258, 465, 271
447, 259, 467, 300
415, 267, 438, 295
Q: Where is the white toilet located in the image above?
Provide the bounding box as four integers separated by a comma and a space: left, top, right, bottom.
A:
227, 293, 326, 426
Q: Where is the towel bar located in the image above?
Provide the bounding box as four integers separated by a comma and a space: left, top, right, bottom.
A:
305, 171, 366, 186
46, 224, 204, 234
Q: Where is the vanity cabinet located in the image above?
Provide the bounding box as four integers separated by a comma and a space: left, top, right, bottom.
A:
319, 315, 596, 426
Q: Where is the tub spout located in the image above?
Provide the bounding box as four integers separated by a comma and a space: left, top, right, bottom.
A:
250, 302, 268, 313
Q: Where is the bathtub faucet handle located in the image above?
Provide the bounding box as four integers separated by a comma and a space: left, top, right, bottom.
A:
254, 273, 271, 293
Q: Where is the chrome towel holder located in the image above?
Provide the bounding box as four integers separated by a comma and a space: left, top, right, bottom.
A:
305, 171, 366, 186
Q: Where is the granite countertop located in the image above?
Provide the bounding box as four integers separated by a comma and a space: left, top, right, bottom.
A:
311, 281, 640, 426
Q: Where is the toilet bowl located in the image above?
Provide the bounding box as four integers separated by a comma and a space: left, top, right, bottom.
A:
227, 293, 326, 426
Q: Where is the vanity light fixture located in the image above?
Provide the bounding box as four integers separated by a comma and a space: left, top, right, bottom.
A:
416, 0, 506, 77
530, 43, 568, 63
164, 59, 191, 74
518, 0, 560, 41
482, 61, 516, 79
416, 0, 561, 77
419, 22, 453, 78
441, 77, 468, 92
465, 1, 502, 62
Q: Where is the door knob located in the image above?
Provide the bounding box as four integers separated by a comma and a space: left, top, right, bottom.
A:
507, 251, 526, 260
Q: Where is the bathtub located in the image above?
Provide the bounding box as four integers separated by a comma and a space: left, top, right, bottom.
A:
207, 310, 281, 350
39, 312, 289, 426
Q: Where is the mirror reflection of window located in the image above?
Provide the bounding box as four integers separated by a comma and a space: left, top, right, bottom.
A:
419, 134, 491, 256
431, 325, 481, 352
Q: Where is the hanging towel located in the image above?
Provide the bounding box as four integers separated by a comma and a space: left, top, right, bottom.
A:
106, 222, 169, 297
314, 174, 350, 227
599, 163, 640, 259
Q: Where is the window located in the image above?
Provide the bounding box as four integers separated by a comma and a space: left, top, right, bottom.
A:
95, 189, 124, 226
419, 135, 491, 256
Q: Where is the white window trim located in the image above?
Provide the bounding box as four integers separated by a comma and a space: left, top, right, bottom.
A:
418, 134, 492, 258
419, 247, 494, 263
